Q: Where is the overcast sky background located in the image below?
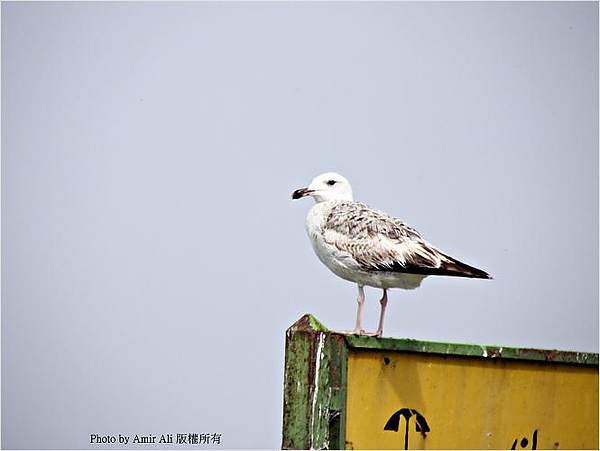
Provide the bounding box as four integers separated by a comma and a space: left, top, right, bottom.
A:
2, 2, 598, 449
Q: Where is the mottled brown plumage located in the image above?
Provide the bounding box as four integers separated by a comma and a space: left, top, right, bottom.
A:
323, 201, 491, 279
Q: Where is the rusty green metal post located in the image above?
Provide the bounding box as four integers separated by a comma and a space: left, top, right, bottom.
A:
281, 314, 347, 450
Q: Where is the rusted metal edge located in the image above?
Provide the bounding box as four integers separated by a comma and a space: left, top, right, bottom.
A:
282, 314, 348, 450
292, 313, 599, 366
343, 335, 599, 365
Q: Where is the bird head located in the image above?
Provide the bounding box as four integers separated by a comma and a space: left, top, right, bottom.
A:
291, 172, 354, 203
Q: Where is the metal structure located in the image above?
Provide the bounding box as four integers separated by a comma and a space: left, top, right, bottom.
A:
282, 314, 599, 450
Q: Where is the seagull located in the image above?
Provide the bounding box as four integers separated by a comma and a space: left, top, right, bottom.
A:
291, 172, 492, 337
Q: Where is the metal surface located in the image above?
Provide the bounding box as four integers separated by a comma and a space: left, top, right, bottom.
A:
345, 348, 598, 449
344, 335, 599, 365
282, 315, 347, 449
281, 314, 599, 450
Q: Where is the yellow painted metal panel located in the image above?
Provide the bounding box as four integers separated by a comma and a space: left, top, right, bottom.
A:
346, 349, 599, 450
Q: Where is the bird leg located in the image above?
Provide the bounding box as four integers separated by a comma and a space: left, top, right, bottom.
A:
332, 286, 386, 338
374, 289, 388, 338
352, 285, 366, 334
356, 289, 388, 338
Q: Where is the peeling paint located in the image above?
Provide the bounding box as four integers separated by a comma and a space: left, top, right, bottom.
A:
486, 347, 503, 358
310, 332, 325, 443
343, 333, 598, 365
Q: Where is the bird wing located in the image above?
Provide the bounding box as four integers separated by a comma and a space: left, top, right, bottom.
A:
322, 201, 491, 278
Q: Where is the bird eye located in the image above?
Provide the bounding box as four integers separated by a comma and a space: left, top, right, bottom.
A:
327, 180, 337, 186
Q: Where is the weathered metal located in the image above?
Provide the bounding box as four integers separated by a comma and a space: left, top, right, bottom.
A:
281, 314, 599, 450
343, 335, 599, 365
281, 315, 347, 449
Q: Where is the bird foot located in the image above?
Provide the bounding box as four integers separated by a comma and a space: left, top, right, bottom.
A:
359, 330, 383, 338
330, 329, 360, 335
330, 329, 383, 338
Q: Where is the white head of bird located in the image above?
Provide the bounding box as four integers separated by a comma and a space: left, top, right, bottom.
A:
291, 172, 354, 203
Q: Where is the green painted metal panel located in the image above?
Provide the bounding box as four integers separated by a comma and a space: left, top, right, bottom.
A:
344, 335, 599, 365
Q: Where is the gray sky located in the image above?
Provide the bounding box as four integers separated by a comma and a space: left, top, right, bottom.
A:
2, 1, 598, 449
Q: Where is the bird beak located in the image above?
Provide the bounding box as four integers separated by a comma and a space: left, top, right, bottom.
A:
291, 187, 313, 200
